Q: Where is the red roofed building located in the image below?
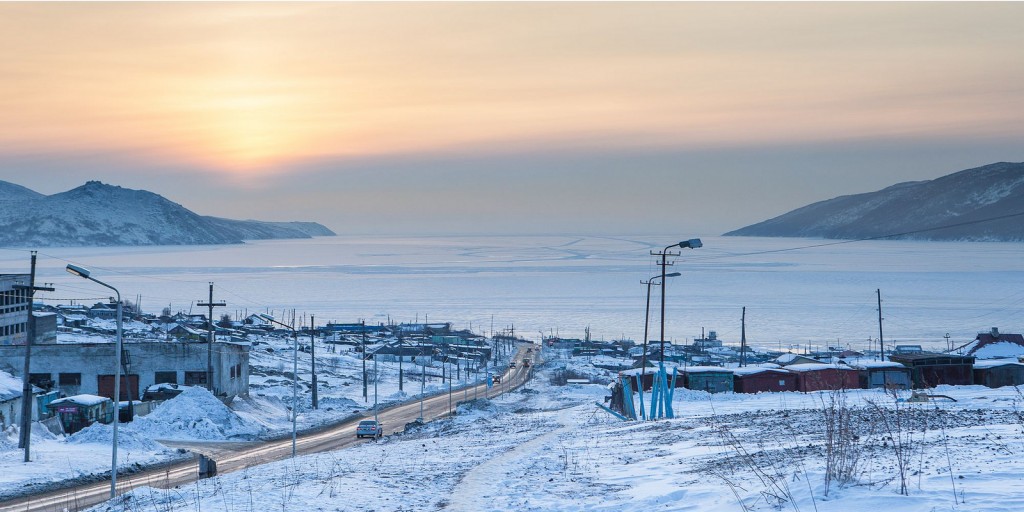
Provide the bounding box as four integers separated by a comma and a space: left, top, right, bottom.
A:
959, 328, 1024, 359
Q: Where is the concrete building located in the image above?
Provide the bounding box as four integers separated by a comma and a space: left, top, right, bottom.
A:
0, 274, 30, 346
0, 341, 250, 401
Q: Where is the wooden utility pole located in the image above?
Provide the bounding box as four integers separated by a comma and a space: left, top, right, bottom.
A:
197, 283, 226, 393
877, 289, 885, 361
740, 307, 747, 367
15, 252, 54, 462
310, 315, 318, 409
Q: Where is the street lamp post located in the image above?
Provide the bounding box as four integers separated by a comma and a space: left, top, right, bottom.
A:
65, 264, 122, 500
641, 272, 681, 386
654, 239, 702, 366
258, 314, 298, 457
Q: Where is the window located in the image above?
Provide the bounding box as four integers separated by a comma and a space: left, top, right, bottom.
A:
29, 373, 53, 390
155, 371, 177, 384
184, 371, 207, 386
59, 373, 82, 386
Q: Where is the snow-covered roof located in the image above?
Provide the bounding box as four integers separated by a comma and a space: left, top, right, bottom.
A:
972, 358, 1024, 369
50, 394, 110, 407
732, 366, 790, 376
146, 383, 189, 393
970, 341, 1024, 360
680, 365, 732, 373
784, 363, 855, 372
0, 371, 23, 401
850, 361, 907, 370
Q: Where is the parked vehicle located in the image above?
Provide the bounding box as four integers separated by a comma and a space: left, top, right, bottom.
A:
509, 361, 517, 368
523, 358, 531, 367
356, 419, 383, 438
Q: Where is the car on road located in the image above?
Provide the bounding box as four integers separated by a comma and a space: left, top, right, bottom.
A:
492, 375, 501, 384
509, 361, 516, 368
356, 419, 383, 438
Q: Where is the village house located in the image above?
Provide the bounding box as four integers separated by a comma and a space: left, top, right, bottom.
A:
786, 363, 860, 392
852, 360, 913, 390
733, 366, 798, 393
958, 327, 1024, 359
888, 352, 975, 388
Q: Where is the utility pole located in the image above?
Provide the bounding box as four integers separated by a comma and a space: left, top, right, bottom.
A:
398, 330, 404, 392
945, 332, 952, 352
310, 315, 318, 409
362, 321, 368, 401
877, 289, 885, 361
16, 252, 54, 462
197, 283, 226, 393
740, 307, 747, 367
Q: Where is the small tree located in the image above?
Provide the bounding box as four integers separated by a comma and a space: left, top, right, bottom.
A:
218, 313, 233, 328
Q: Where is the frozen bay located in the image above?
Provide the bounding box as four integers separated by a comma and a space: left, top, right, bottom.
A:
2, 235, 1021, 352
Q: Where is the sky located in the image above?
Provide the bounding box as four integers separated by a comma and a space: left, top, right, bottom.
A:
1, 2, 1022, 236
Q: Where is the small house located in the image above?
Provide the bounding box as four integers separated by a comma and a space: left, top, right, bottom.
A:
888, 352, 975, 388
972, 359, 1024, 388
853, 361, 912, 390
46, 394, 114, 434
786, 363, 860, 392
682, 366, 734, 393
959, 328, 1024, 359
732, 366, 798, 393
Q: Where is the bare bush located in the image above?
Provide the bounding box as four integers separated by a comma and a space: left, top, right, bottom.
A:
866, 397, 914, 496
819, 389, 867, 494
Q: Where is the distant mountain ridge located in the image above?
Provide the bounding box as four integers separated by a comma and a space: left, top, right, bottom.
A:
724, 162, 1024, 241
0, 180, 335, 247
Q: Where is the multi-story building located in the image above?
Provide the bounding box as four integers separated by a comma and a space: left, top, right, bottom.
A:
0, 274, 30, 346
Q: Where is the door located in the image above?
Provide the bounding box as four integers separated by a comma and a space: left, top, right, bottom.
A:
96, 374, 140, 401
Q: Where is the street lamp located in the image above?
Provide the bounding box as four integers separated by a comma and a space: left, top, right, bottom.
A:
258, 314, 298, 458
65, 264, 122, 500
656, 239, 701, 366
641, 272, 681, 386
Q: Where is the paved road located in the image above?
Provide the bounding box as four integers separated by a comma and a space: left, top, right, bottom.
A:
0, 346, 540, 512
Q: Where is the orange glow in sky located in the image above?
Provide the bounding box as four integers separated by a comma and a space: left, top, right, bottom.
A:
1, 3, 1022, 175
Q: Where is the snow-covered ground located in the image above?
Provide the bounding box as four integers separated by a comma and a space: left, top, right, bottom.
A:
5, 347, 1019, 511
0, 330, 516, 502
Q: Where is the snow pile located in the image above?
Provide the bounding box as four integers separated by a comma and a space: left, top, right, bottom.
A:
129, 386, 264, 440
68, 422, 166, 453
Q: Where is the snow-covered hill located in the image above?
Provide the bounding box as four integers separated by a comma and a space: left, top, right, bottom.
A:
724, 161, 1024, 241
0, 180, 334, 247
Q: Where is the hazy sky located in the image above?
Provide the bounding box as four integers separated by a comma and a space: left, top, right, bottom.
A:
1, 2, 1022, 235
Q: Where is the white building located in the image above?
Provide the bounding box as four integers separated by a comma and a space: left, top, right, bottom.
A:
0, 341, 250, 402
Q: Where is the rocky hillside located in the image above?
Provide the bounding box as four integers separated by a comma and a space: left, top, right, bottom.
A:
724, 162, 1024, 241
0, 181, 335, 247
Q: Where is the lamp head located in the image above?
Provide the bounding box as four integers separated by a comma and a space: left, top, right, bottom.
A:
679, 238, 703, 249
65, 264, 91, 278
665, 272, 682, 278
